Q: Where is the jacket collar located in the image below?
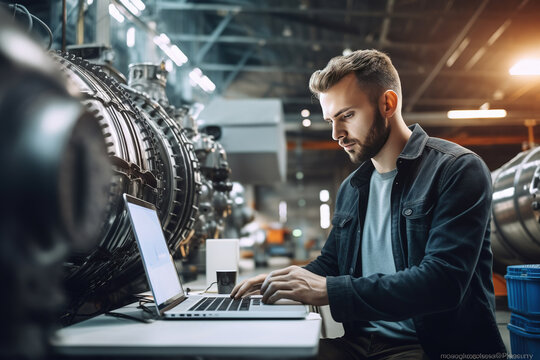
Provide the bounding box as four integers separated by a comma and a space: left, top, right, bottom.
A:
350, 123, 428, 188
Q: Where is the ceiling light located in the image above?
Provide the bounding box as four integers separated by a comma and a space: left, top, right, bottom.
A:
319, 190, 330, 202
129, 0, 146, 11
189, 67, 216, 93
320, 204, 330, 229
282, 26, 292, 37
108, 4, 124, 23
302, 119, 311, 127
164, 59, 173, 72
126, 27, 135, 48
279, 201, 287, 223
119, 0, 139, 15
292, 229, 302, 237
446, 38, 469, 68
342, 48, 352, 56
301, 109, 310, 117
169, 45, 188, 65
510, 58, 540, 76
87, 0, 94, 5
447, 109, 507, 119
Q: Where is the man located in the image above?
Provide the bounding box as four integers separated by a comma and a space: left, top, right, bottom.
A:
231, 50, 506, 359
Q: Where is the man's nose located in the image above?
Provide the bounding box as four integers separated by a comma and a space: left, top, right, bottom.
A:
332, 122, 345, 141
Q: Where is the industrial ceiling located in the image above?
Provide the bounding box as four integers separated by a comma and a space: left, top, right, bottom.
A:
20, 0, 540, 178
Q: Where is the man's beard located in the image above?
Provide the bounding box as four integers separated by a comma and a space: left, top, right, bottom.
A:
347, 110, 390, 164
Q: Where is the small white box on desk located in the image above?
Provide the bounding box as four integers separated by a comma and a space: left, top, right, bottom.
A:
206, 239, 239, 288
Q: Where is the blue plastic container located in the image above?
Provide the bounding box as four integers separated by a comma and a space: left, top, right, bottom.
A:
505, 264, 540, 317
508, 313, 540, 356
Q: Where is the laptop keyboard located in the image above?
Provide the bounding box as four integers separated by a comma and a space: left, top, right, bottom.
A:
188, 297, 261, 312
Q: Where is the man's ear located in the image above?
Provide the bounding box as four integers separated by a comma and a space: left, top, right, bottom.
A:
379, 90, 399, 118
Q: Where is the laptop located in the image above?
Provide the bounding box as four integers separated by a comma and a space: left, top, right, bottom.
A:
123, 194, 309, 319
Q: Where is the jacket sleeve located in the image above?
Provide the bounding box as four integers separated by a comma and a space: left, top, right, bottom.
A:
326, 153, 493, 322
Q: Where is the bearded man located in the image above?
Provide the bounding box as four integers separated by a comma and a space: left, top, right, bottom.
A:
231, 49, 506, 359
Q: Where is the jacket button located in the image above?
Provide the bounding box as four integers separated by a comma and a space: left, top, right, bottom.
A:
404, 208, 413, 216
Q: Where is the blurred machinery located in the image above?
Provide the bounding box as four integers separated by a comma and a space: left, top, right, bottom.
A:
223, 182, 256, 239
51, 54, 205, 318
0, 10, 110, 359
491, 148, 540, 274
127, 63, 233, 263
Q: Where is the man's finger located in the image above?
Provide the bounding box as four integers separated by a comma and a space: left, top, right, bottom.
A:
231, 274, 266, 299
260, 274, 291, 294
264, 289, 296, 304
261, 280, 294, 303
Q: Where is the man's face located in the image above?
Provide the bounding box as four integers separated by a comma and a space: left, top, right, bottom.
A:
319, 73, 390, 164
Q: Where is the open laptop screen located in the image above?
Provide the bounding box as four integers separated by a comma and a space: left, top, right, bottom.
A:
123, 194, 184, 309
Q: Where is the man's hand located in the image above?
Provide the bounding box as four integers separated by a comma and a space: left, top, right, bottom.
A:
260, 266, 329, 306
230, 273, 268, 299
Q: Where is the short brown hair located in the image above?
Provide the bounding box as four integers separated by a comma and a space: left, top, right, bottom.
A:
309, 49, 402, 104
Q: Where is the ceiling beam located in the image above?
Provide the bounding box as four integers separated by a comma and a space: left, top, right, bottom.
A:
405, 0, 490, 112
157, 2, 456, 19
194, 12, 235, 64
199, 63, 509, 79
284, 112, 540, 129
287, 135, 529, 150
220, 47, 255, 93
172, 34, 445, 50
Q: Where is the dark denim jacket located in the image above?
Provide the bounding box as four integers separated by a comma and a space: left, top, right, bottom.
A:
305, 124, 506, 359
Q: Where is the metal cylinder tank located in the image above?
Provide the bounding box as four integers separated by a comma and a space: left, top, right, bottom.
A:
491, 147, 540, 272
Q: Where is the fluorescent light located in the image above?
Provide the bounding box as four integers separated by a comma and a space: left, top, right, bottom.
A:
320, 204, 330, 229
279, 201, 287, 223
199, 75, 216, 92
301, 109, 310, 117
153, 33, 170, 46
153, 34, 188, 68
189, 67, 215, 93
302, 119, 311, 127
108, 4, 124, 23
119, 0, 139, 15
446, 38, 469, 68
129, 0, 146, 11
170, 45, 188, 65
319, 190, 330, 202
164, 59, 173, 72
510, 58, 540, 76
447, 109, 507, 119
126, 27, 135, 48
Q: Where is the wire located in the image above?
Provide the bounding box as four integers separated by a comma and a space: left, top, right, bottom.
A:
30, 11, 53, 50
105, 311, 153, 324
14, 4, 32, 31
204, 281, 218, 293
4, 3, 53, 50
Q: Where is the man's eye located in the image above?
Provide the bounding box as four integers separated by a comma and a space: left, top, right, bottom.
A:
343, 112, 353, 119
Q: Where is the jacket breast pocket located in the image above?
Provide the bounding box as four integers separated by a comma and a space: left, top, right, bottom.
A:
331, 213, 353, 244
402, 199, 434, 252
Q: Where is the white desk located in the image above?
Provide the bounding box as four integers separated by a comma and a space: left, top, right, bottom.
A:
52, 302, 321, 358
